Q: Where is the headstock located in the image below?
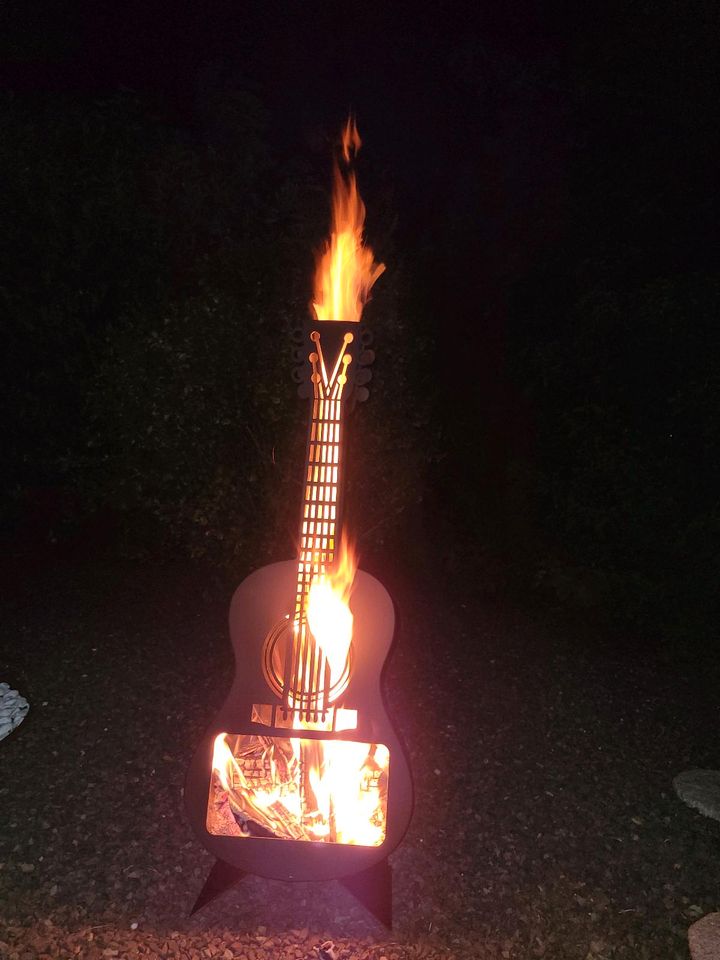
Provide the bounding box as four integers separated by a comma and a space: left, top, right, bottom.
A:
291, 320, 375, 408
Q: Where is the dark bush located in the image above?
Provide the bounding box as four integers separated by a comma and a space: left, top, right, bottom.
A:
512, 274, 720, 639
1, 88, 433, 570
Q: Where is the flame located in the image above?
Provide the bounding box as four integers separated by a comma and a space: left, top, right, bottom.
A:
205, 125, 390, 847
312, 116, 385, 322
209, 732, 388, 846
211, 551, 389, 847
315, 740, 389, 845
212, 732, 234, 791
306, 535, 357, 692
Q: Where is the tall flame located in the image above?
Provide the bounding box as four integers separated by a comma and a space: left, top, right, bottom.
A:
312, 116, 385, 322
306, 534, 357, 691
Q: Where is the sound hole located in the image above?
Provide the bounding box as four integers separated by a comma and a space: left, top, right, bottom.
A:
262, 618, 352, 712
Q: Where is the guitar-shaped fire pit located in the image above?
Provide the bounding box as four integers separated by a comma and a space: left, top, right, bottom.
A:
184, 119, 413, 928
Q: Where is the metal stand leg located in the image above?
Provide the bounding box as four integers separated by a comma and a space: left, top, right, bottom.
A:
190, 857, 393, 929
190, 859, 246, 916
338, 857, 392, 929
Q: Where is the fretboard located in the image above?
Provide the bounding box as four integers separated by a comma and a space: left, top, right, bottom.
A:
282, 326, 355, 718
294, 394, 344, 620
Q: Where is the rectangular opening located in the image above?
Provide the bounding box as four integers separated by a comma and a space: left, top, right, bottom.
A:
207, 733, 389, 846
251, 703, 358, 732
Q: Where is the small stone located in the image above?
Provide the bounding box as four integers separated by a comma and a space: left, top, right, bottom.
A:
0, 684, 29, 741
689, 913, 720, 960
18, 863, 35, 873
674, 770, 720, 821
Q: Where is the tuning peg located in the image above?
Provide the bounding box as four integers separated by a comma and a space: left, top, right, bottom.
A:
297, 382, 312, 399
290, 326, 304, 344
355, 386, 370, 403
359, 349, 375, 367
355, 368, 372, 386
292, 366, 306, 384
292, 347, 306, 363
360, 328, 374, 347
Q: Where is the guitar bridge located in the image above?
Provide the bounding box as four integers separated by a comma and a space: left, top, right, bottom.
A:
251, 702, 358, 732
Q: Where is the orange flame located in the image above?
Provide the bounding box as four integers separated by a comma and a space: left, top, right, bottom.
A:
209, 731, 388, 846
210, 546, 389, 847
312, 116, 385, 322
212, 732, 233, 791
306, 535, 357, 693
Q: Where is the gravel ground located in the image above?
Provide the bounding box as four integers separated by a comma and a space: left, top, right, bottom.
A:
1, 557, 719, 959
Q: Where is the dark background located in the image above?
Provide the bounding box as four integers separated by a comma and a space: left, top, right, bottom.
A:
2, 0, 718, 648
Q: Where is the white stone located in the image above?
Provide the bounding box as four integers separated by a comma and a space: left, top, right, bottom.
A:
674, 770, 720, 822
0, 683, 30, 742
689, 913, 720, 960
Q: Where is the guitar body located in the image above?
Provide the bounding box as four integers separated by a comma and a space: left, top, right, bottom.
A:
184, 559, 413, 882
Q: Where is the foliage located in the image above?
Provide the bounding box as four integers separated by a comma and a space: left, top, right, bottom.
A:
85, 292, 296, 563
511, 274, 720, 639
0, 92, 165, 497
1, 88, 432, 569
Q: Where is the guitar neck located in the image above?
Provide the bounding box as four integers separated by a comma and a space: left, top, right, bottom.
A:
292, 326, 356, 623
295, 393, 346, 620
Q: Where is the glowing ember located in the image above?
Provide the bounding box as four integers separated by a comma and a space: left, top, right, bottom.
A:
312, 116, 385, 322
